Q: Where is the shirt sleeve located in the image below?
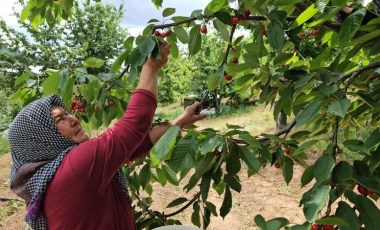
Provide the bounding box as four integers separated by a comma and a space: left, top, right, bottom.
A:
66, 89, 157, 191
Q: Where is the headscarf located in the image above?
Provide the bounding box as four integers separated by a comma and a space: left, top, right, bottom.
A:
8, 94, 129, 229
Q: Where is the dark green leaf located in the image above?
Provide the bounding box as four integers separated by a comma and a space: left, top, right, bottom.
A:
204, 0, 227, 15
224, 174, 241, 193
139, 164, 151, 189
335, 201, 361, 230
314, 155, 335, 183
303, 185, 330, 223
301, 165, 314, 187
282, 157, 294, 185
339, 8, 366, 48
189, 25, 202, 56
162, 7, 175, 17
150, 126, 180, 167
267, 20, 285, 51
173, 26, 189, 44
138, 36, 156, 56
166, 197, 188, 208
169, 137, 197, 172
240, 147, 261, 173
327, 98, 351, 118
296, 99, 323, 127
220, 187, 232, 218
356, 195, 380, 229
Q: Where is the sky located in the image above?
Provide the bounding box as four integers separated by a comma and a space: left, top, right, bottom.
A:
0, 0, 211, 36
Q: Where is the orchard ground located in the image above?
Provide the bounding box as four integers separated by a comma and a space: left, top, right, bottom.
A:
1, 103, 379, 229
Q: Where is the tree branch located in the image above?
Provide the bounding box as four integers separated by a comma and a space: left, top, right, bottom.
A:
163, 192, 201, 218
340, 61, 380, 84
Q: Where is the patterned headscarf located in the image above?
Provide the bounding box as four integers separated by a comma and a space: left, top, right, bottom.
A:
8, 94, 129, 229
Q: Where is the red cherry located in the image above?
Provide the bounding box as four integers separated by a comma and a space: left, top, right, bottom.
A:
108, 100, 115, 107
262, 29, 267, 36
310, 29, 318, 37
259, 85, 265, 90
274, 163, 281, 169
154, 30, 161, 37
357, 184, 368, 195
70, 101, 78, 110
78, 107, 85, 113
213, 149, 221, 156
200, 25, 207, 34
298, 32, 306, 39
231, 57, 238, 64
322, 225, 334, 230
284, 148, 291, 155
311, 224, 319, 230
230, 16, 239, 25
237, 14, 244, 20
224, 74, 233, 81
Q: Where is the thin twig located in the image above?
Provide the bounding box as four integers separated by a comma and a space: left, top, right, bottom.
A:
0, 196, 24, 202
163, 192, 201, 218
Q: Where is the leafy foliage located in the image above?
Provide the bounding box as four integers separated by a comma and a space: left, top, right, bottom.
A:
4, 0, 380, 229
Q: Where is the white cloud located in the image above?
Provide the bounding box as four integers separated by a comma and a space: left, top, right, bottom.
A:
0, 0, 21, 27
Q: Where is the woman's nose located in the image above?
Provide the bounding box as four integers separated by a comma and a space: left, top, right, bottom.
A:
68, 115, 79, 126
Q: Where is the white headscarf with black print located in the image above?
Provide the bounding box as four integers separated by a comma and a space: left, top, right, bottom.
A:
8, 94, 129, 229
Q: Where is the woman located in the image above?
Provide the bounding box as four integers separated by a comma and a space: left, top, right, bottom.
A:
8, 43, 206, 229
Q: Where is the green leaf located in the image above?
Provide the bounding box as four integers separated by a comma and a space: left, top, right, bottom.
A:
213, 10, 231, 24
129, 48, 146, 67
254, 214, 268, 230
208, 74, 222, 91
339, 8, 366, 48
296, 99, 323, 127
315, 0, 329, 12
173, 26, 189, 44
150, 126, 180, 167
314, 155, 335, 183
282, 157, 294, 185
327, 98, 351, 118
43, 73, 59, 96
188, 25, 202, 56
239, 147, 261, 173
267, 217, 290, 230
83, 57, 105, 68
220, 186, 232, 218
139, 164, 151, 189
332, 161, 353, 185
213, 19, 230, 42
303, 185, 330, 223
166, 197, 188, 208
61, 0, 74, 12
169, 137, 197, 172
162, 164, 179, 186
239, 133, 262, 148
162, 7, 175, 17
364, 128, 380, 149
319, 84, 338, 95
335, 201, 361, 230
151, 0, 163, 9
138, 36, 156, 56
204, 0, 227, 15
273, 0, 302, 6
267, 20, 285, 51
61, 77, 76, 107
290, 4, 319, 28
315, 217, 348, 226
301, 165, 314, 187
200, 170, 212, 201
224, 174, 241, 193
356, 195, 380, 229
192, 202, 201, 227
226, 144, 241, 175
199, 135, 224, 155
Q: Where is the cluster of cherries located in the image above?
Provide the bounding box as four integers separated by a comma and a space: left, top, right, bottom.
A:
230, 10, 251, 25
311, 224, 335, 230
298, 28, 318, 39
154, 29, 171, 38
70, 95, 87, 113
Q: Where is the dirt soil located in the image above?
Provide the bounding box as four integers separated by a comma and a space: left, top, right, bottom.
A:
1, 151, 315, 230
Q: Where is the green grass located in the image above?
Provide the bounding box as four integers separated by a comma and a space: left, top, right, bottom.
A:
0, 135, 10, 156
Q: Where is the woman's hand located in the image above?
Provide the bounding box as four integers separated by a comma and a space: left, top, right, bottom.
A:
170, 102, 207, 128
142, 42, 172, 74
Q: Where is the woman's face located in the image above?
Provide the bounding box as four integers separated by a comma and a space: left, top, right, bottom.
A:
50, 105, 89, 143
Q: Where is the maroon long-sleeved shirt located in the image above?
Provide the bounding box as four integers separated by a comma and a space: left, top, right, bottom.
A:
44, 89, 157, 229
